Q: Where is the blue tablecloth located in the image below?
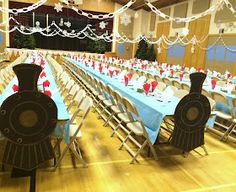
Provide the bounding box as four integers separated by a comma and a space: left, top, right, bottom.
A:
0, 56, 70, 140
67, 57, 182, 144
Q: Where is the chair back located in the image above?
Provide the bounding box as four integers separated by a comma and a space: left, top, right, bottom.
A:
207, 96, 216, 110
162, 77, 171, 85
211, 92, 229, 105
181, 83, 190, 91
174, 89, 188, 99
231, 98, 236, 117
156, 81, 166, 91
201, 88, 211, 98
79, 96, 93, 114
172, 80, 182, 89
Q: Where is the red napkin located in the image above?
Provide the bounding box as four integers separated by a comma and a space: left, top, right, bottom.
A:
181, 65, 185, 71
179, 73, 184, 81
160, 69, 165, 76
99, 65, 103, 73
234, 85, 236, 91
115, 69, 120, 75
127, 72, 133, 80
124, 75, 129, 86
40, 59, 45, 66
211, 79, 217, 89
143, 83, 151, 95
197, 68, 202, 72
131, 63, 135, 67
151, 81, 158, 92
227, 73, 231, 79
109, 70, 114, 78
92, 61, 95, 69
141, 64, 147, 70
205, 70, 208, 75
170, 70, 174, 77
44, 90, 52, 97
32, 58, 35, 64
12, 84, 18, 92
43, 80, 50, 87
40, 71, 46, 78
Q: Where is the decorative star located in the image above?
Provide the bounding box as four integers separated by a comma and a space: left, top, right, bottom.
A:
120, 13, 131, 26
54, 3, 63, 13
99, 21, 108, 29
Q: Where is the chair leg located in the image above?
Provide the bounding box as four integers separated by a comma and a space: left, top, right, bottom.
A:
224, 124, 236, 142
119, 132, 131, 150
103, 112, 115, 127
147, 141, 158, 161
201, 145, 208, 156
92, 100, 101, 112
130, 140, 148, 164
220, 123, 234, 141
1, 164, 5, 172
111, 123, 121, 137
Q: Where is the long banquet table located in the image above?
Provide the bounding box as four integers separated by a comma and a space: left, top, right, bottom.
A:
66, 57, 191, 144
0, 56, 70, 140
115, 61, 236, 114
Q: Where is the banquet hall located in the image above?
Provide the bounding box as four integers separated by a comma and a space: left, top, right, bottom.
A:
0, 0, 236, 191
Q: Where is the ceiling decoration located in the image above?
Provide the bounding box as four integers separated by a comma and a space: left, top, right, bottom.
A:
112, 0, 188, 11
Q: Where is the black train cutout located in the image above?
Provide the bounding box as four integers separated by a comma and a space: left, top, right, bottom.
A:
0, 64, 57, 170
171, 72, 211, 152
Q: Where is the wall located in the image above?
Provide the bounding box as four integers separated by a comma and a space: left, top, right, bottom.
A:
153, 0, 236, 74
10, 0, 115, 13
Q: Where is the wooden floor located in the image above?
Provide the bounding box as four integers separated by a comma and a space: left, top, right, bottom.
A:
1, 110, 236, 192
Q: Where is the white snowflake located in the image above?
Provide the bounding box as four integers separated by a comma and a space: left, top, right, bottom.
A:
64, 21, 71, 28
120, 13, 131, 26
54, 3, 63, 13
99, 21, 107, 29
134, 12, 139, 18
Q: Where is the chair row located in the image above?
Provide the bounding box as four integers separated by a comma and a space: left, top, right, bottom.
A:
0, 53, 27, 94
61, 57, 160, 163
47, 56, 94, 169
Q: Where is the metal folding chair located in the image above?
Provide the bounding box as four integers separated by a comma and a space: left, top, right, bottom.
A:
54, 96, 93, 169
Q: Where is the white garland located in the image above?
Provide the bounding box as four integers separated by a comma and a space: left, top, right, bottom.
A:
0, 0, 47, 15
2, 16, 236, 52
70, 0, 136, 20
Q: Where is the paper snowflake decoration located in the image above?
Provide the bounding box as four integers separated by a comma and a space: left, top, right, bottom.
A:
54, 3, 63, 13
120, 13, 131, 26
64, 21, 71, 28
99, 21, 108, 29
